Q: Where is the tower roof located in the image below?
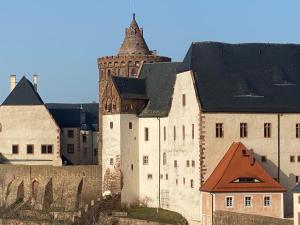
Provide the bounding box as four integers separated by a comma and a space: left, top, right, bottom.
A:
2, 76, 44, 105
201, 142, 285, 193
118, 14, 151, 56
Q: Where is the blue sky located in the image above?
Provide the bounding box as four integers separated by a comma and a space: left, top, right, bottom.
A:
0, 0, 299, 103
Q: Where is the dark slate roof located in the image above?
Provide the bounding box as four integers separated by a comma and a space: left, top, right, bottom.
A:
180, 42, 300, 112
138, 62, 181, 117
293, 183, 300, 193
112, 76, 148, 99
2, 76, 44, 105
46, 103, 99, 131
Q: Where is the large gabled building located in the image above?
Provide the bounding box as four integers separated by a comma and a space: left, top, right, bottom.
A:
101, 41, 300, 224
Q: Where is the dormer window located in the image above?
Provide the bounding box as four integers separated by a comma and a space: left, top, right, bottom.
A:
232, 177, 261, 183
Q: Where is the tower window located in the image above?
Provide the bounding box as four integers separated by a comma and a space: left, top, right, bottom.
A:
216, 123, 224, 138
129, 122, 133, 129
163, 152, 167, 165
174, 160, 178, 168
192, 124, 195, 139
240, 123, 248, 138
290, 156, 295, 163
296, 123, 300, 138
173, 126, 176, 141
143, 156, 149, 165
186, 160, 190, 167
182, 94, 186, 107
163, 126, 166, 141
264, 123, 271, 138
68, 130, 74, 138
144, 128, 149, 141
182, 125, 185, 140
110, 122, 113, 129
190, 179, 194, 188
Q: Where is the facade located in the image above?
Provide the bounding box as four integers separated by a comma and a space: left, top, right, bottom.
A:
98, 15, 171, 193
101, 40, 300, 224
201, 142, 285, 225
0, 76, 99, 166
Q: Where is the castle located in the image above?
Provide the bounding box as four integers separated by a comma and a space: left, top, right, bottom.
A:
99, 14, 300, 225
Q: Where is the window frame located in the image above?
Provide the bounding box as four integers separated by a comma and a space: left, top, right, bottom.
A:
182, 94, 186, 107
264, 123, 271, 138
240, 123, 248, 138
144, 127, 149, 141
216, 123, 224, 138
67, 130, 74, 138
12, 145, 19, 154
263, 196, 271, 207
296, 123, 300, 138
225, 196, 234, 208
41, 145, 53, 154
244, 196, 252, 207
27, 144, 34, 154
67, 144, 75, 154
143, 155, 149, 165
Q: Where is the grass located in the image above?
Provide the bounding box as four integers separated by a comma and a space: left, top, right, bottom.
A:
126, 207, 186, 224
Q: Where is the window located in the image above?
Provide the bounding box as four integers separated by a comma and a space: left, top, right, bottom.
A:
174, 160, 178, 168
182, 94, 186, 106
298, 196, 300, 204
166, 174, 168, 180
12, 145, 19, 154
264, 196, 271, 207
226, 197, 233, 207
163, 126, 166, 141
109, 158, 114, 165
182, 125, 185, 140
298, 156, 300, 162
291, 156, 295, 163
183, 178, 186, 185
240, 123, 248, 138
41, 145, 53, 154
296, 176, 299, 183
131, 164, 134, 171
163, 153, 167, 165
264, 123, 271, 138
261, 156, 267, 163
67, 144, 75, 154
143, 156, 149, 165
186, 160, 190, 167
129, 122, 132, 130
82, 134, 87, 143
27, 145, 34, 154
110, 122, 113, 129
190, 179, 194, 188
244, 196, 252, 207
192, 160, 195, 167
173, 126, 176, 141
216, 123, 224, 138
68, 130, 74, 138
192, 124, 195, 139
296, 123, 300, 138
147, 174, 153, 180
145, 128, 149, 141
176, 179, 178, 185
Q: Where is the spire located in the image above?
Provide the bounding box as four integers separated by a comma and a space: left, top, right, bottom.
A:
118, 15, 151, 56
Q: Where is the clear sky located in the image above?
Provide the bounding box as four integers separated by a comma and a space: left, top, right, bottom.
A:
0, 0, 299, 103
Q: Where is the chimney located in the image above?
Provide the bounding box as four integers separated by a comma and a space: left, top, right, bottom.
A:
33, 75, 38, 92
10, 75, 16, 92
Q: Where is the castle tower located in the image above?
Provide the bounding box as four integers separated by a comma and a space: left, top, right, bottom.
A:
97, 14, 171, 192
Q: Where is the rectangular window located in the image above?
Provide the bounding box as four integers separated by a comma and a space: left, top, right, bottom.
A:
182, 125, 185, 140
296, 176, 299, 183
166, 174, 168, 180
264, 196, 271, 207
41, 145, 53, 154
12, 145, 19, 154
264, 123, 271, 138
129, 122, 132, 130
176, 179, 178, 185
183, 177, 186, 185
216, 123, 224, 138
110, 122, 113, 129
226, 197, 233, 207
190, 179, 194, 188
298, 196, 300, 204
261, 156, 267, 163
82, 134, 87, 143
174, 160, 178, 168
291, 156, 295, 163
240, 123, 248, 138
192, 124, 195, 140
182, 94, 186, 106
298, 156, 300, 162
143, 156, 149, 165
192, 160, 195, 167
67, 144, 75, 154
244, 196, 252, 207
186, 160, 190, 167
296, 123, 300, 138
27, 145, 34, 154
147, 174, 153, 180
163, 153, 167, 165
144, 128, 149, 141
131, 164, 133, 171
164, 126, 166, 141
173, 126, 176, 141
68, 130, 74, 138
109, 158, 114, 165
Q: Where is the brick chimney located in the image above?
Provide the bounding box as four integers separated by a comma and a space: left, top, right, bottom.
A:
10, 75, 16, 92
33, 75, 38, 92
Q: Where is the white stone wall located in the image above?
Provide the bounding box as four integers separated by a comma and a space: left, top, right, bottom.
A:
0, 105, 61, 166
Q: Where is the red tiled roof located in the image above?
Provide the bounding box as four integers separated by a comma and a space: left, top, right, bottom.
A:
201, 142, 285, 193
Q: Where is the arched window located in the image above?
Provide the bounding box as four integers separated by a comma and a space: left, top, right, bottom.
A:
107, 69, 111, 79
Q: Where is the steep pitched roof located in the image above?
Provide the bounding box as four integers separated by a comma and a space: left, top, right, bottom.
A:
139, 62, 181, 117
180, 42, 300, 112
46, 103, 99, 131
118, 14, 151, 56
201, 142, 285, 193
2, 76, 44, 105
112, 76, 148, 100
